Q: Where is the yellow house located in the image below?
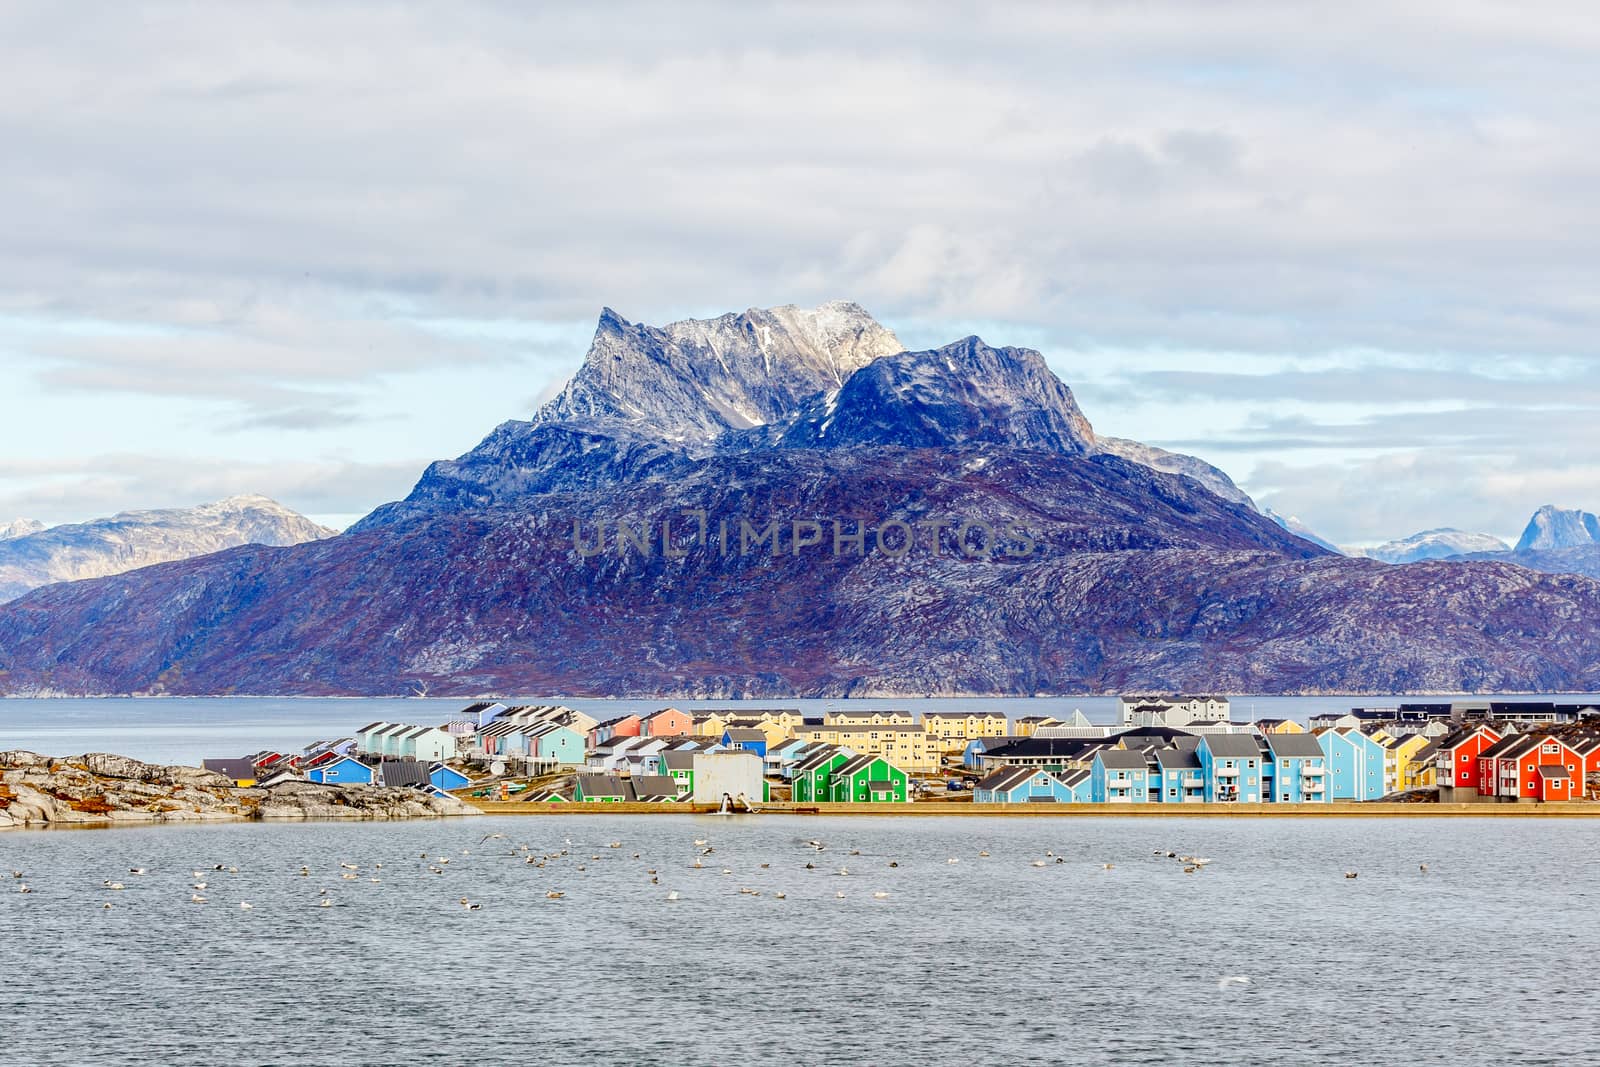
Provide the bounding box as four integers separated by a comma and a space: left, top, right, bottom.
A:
921, 711, 1010, 750
1254, 718, 1306, 735
694, 710, 806, 743
1389, 734, 1432, 791
794, 722, 941, 773
822, 709, 915, 728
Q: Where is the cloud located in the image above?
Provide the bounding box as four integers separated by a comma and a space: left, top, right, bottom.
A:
3, 2, 1600, 537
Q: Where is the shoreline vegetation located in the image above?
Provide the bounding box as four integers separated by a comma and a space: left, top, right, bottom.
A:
0, 751, 477, 830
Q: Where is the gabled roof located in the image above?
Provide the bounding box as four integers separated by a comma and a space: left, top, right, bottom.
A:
976, 766, 1037, 793
1095, 749, 1151, 771
1265, 733, 1325, 759
1153, 747, 1202, 770
627, 775, 681, 800
661, 751, 696, 771
377, 761, 431, 788
1478, 735, 1528, 760
1058, 768, 1091, 788
722, 728, 768, 742
1201, 734, 1263, 759
575, 773, 625, 798
202, 758, 258, 780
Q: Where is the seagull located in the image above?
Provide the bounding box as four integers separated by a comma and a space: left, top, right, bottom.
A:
1419, 863, 1429, 873
837, 867, 849, 877
835, 890, 846, 898
103, 881, 124, 890
947, 858, 960, 865
1031, 860, 1047, 868
691, 859, 704, 869
888, 861, 899, 868
340, 863, 359, 871
190, 894, 207, 904
319, 898, 333, 908
1191, 858, 1212, 867
693, 839, 709, 846
774, 892, 786, 899
1345, 872, 1358, 879
666, 891, 680, 902
128, 868, 146, 875
341, 873, 358, 881
239, 901, 253, 910
546, 890, 565, 900
608, 841, 621, 849
1184, 866, 1199, 874
299, 867, 310, 876
479, 832, 505, 843
873, 891, 890, 899
192, 882, 208, 890
978, 851, 990, 858
1100, 864, 1115, 870
101, 902, 113, 909
1217, 975, 1251, 990
18, 884, 32, 894
9, 871, 22, 879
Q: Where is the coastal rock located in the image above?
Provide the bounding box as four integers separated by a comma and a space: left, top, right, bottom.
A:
0, 755, 475, 828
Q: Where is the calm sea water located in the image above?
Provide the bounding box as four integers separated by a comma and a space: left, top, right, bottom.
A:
7, 694, 1599, 764
2, 814, 1597, 1065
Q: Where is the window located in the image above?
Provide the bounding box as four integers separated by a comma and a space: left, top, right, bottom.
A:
1168, 788, 1177, 797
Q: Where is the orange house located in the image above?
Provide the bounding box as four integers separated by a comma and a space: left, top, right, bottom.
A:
641, 707, 693, 738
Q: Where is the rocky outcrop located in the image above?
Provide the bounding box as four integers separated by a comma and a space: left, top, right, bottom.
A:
0, 751, 476, 829
1515, 505, 1600, 552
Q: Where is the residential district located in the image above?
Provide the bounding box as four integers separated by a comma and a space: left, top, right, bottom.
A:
197, 696, 1600, 809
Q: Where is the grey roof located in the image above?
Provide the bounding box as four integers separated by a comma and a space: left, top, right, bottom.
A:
627, 775, 682, 800
723, 728, 768, 742
1203, 734, 1265, 758
1153, 747, 1202, 771
1537, 765, 1571, 780
576, 773, 625, 797
1265, 733, 1326, 759
377, 761, 431, 788
977, 766, 1035, 792
866, 780, 899, 792
661, 751, 696, 771
1058, 768, 1091, 788
202, 758, 258, 780
1096, 749, 1152, 770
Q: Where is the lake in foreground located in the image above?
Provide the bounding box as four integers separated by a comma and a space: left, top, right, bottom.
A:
3, 814, 1597, 1065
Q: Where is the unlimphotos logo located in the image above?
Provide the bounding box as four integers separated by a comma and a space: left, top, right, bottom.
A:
572, 510, 1038, 560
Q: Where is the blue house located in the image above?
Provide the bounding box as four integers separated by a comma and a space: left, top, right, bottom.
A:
974, 766, 1079, 803
429, 763, 471, 791
1057, 768, 1093, 802
526, 722, 586, 767
721, 728, 769, 759
1197, 734, 1265, 803
1091, 749, 1151, 802
307, 754, 374, 785
1152, 746, 1206, 803
1264, 733, 1331, 803
1316, 728, 1386, 800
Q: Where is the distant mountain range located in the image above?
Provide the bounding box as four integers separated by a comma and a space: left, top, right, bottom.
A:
1347, 528, 1512, 565
2, 303, 1599, 697
0, 496, 334, 603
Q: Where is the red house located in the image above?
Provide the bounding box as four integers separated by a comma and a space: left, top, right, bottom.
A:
589, 713, 643, 748
1434, 724, 1502, 801
641, 707, 692, 738
1478, 734, 1581, 802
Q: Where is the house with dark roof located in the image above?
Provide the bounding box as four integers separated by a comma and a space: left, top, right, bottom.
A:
1197, 733, 1265, 803
721, 728, 770, 759
306, 754, 375, 786
1151, 746, 1205, 803
974, 766, 1082, 804
574, 774, 627, 803
1091, 749, 1152, 803
202, 758, 259, 787
1262, 732, 1329, 803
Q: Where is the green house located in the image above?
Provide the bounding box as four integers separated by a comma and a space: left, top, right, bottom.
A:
661, 751, 696, 796
829, 754, 910, 803
792, 748, 852, 803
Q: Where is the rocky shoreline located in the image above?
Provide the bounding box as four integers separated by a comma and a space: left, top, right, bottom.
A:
0, 750, 478, 829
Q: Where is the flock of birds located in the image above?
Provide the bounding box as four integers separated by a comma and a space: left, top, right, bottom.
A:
6, 833, 1430, 925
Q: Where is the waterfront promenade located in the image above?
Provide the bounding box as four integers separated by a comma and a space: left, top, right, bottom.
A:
463, 798, 1600, 817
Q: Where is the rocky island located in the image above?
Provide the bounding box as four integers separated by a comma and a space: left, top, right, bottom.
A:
0, 750, 477, 829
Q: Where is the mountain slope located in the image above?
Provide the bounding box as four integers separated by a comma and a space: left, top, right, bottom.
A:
0, 496, 336, 603
0, 519, 45, 541
2, 302, 1599, 697
1515, 505, 1600, 551
1350, 528, 1510, 564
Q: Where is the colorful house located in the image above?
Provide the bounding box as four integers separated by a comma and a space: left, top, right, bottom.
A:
791, 748, 852, 802
1316, 727, 1386, 801
429, 763, 471, 791
641, 707, 693, 737
1091, 749, 1151, 802
1433, 724, 1504, 802
590, 714, 643, 747
721, 728, 770, 759
305, 754, 375, 785
661, 750, 697, 795
1263, 733, 1329, 803
525, 721, 586, 767
1197, 734, 1265, 803
921, 711, 1010, 750
828, 754, 910, 803
202, 758, 258, 787
1151, 747, 1206, 803
1479, 734, 1582, 802
974, 766, 1078, 803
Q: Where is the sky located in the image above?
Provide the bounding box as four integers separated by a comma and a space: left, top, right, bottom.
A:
4, 2, 1600, 544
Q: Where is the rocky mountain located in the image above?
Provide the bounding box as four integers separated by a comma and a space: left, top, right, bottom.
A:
3, 303, 1600, 697
1263, 509, 1342, 554
0, 495, 336, 603
1515, 505, 1600, 551
0, 519, 45, 541
1350, 528, 1511, 564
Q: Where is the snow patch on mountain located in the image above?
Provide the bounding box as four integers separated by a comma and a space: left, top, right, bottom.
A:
0, 519, 45, 541
0, 495, 336, 602
1262, 509, 1343, 554
1348, 527, 1510, 564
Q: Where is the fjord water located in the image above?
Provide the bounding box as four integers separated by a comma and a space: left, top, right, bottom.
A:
3, 815, 1597, 1066
11, 694, 1600, 764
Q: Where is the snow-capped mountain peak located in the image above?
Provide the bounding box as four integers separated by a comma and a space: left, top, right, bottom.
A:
1515, 505, 1600, 552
